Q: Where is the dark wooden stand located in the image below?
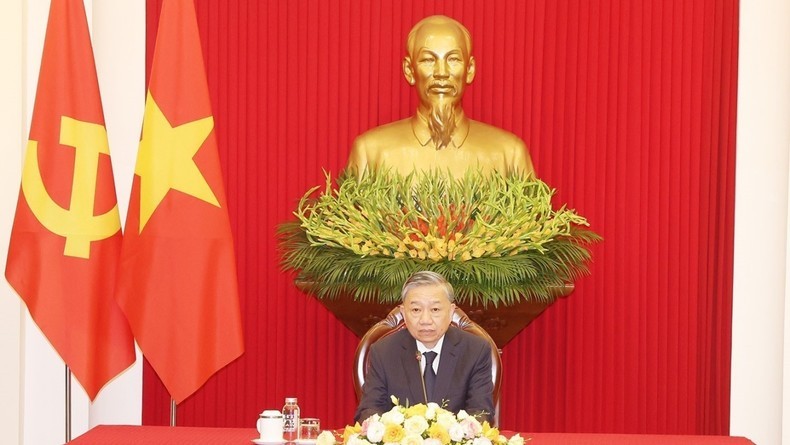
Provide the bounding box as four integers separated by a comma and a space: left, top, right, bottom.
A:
298, 281, 573, 349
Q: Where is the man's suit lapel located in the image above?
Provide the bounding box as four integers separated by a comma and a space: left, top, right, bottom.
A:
433, 327, 461, 403
397, 330, 427, 405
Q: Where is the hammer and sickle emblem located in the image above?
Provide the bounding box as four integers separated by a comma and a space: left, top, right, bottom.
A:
22, 116, 121, 259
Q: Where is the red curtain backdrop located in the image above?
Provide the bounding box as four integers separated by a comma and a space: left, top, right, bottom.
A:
142, 0, 738, 435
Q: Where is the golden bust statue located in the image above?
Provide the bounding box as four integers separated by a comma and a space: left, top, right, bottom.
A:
348, 15, 534, 178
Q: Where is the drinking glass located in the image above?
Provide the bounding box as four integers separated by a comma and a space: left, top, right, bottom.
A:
299, 418, 320, 441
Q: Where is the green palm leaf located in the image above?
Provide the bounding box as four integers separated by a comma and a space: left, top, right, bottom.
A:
279, 169, 601, 306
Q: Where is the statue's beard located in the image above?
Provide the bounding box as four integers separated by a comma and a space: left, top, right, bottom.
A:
427, 101, 457, 150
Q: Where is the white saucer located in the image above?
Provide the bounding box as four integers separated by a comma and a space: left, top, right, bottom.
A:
294, 440, 317, 445
252, 439, 285, 445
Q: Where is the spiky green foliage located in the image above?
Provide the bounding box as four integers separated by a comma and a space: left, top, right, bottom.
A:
278, 169, 601, 307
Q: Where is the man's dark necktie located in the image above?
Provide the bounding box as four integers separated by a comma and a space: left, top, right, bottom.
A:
423, 351, 438, 402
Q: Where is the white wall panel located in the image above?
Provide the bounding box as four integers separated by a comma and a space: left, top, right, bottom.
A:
731, 0, 790, 444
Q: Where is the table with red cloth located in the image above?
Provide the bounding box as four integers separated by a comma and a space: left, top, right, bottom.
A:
69, 425, 755, 445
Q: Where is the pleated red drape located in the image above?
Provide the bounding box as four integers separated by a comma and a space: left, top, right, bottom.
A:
142, 0, 737, 434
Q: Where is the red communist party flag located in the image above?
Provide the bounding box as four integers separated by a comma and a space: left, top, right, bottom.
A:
115, 0, 244, 404
5, 0, 135, 400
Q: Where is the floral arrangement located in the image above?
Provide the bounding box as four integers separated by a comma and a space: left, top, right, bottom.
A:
315, 397, 527, 445
279, 169, 600, 306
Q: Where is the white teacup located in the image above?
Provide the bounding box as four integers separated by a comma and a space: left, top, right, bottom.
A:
257, 410, 284, 441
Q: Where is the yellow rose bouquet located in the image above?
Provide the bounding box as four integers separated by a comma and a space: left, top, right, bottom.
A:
325, 398, 527, 445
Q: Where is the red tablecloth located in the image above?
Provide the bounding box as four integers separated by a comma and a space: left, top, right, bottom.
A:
70, 425, 755, 445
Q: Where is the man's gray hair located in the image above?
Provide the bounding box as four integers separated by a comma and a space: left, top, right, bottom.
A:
400, 270, 456, 303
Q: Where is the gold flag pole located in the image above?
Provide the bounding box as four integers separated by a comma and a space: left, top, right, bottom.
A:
170, 398, 177, 426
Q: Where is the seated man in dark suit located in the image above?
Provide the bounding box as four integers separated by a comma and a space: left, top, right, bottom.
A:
354, 271, 494, 423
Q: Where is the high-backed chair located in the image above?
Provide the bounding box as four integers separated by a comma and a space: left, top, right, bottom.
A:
353, 306, 503, 424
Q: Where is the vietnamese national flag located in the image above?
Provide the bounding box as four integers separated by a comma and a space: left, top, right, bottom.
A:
115, 0, 244, 404
5, 0, 135, 400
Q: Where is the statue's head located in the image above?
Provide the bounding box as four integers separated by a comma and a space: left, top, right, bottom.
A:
403, 16, 476, 149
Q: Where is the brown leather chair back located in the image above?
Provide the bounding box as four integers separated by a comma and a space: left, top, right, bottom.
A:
353, 306, 503, 421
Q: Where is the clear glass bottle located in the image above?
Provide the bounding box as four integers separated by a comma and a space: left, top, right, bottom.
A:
282, 397, 300, 441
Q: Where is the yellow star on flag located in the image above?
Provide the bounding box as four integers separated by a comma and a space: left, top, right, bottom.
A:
135, 91, 219, 231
